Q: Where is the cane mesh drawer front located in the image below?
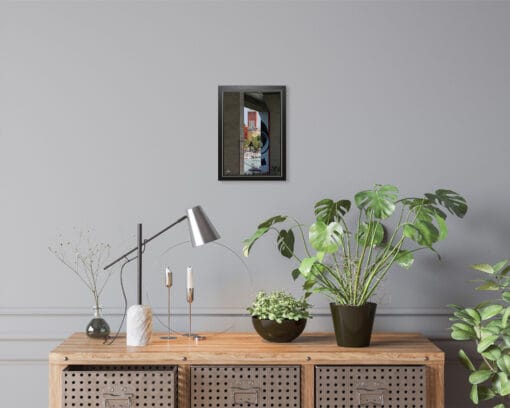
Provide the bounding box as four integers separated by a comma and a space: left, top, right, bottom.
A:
315, 366, 426, 408
62, 365, 177, 407
191, 365, 300, 408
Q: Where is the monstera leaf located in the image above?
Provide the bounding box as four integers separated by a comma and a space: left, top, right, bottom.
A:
354, 184, 399, 219
258, 215, 287, 229
403, 220, 440, 247
402, 198, 448, 241
309, 221, 343, 253
395, 249, 414, 269
243, 215, 288, 257
355, 222, 385, 246
243, 227, 269, 257
314, 199, 351, 223
425, 189, 468, 218
277, 229, 295, 259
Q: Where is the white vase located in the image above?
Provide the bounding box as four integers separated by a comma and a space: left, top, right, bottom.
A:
126, 305, 152, 346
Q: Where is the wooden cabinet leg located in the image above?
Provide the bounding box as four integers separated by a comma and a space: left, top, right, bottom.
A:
179, 364, 191, 408
427, 363, 444, 408
49, 363, 65, 408
302, 364, 314, 408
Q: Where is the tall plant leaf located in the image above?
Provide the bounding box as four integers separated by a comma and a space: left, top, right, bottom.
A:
354, 184, 399, 219
424, 189, 468, 218
355, 222, 385, 246
243, 227, 269, 257
314, 199, 351, 223
403, 221, 439, 247
258, 215, 287, 229
277, 229, 295, 259
309, 221, 343, 253
395, 250, 414, 269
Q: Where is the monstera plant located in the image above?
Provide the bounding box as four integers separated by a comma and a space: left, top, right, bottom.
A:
244, 184, 467, 346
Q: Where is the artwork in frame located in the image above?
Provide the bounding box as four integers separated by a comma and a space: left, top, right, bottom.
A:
218, 86, 286, 180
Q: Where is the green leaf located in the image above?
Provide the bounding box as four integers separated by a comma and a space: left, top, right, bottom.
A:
356, 222, 385, 247
502, 307, 510, 328
395, 250, 414, 269
480, 305, 504, 321
503, 292, 510, 303
494, 260, 509, 273
425, 189, 468, 218
477, 336, 499, 353
291, 268, 300, 281
465, 308, 482, 323
242, 227, 269, 257
476, 280, 500, 291
435, 213, 448, 241
452, 329, 476, 341
472, 264, 495, 274
497, 355, 510, 373
482, 346, 502, 361
476, 385, 495, 401
493, 404, 505, 408
403, 221, 439, 247
448, 303, 464, 312
452, 322, 476, 335
257, 215, 287, 229
277, 229, 295, 259
459, 349, 476, 371
314, 199, 351, 223
354, 184, 399, 219
470, 384, 479, 404
309, 221, 343, 253
299, 257, 318, 278
302, 278, 316, 291
469, 370, 492, 385
495, 372, 510, 396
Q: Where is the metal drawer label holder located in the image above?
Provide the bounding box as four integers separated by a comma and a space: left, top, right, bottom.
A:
102, 386, 133, 408
231, 379, 260, 405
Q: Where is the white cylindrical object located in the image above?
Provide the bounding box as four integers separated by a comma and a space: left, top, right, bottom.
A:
187, 266, 193, 289
126, 305, 152, 346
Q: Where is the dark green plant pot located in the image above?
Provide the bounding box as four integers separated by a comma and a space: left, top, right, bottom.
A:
330, 302, 377, 347
252, 317, 306, 343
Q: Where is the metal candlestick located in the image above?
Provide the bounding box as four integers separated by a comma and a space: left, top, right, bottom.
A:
160, 269, 176, 340
183, 288, 205, 340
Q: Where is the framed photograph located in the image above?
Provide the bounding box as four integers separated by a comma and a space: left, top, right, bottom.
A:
218, 85, 286, 180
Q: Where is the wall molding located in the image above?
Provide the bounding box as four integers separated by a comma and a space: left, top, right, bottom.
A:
0, 305, 454, 317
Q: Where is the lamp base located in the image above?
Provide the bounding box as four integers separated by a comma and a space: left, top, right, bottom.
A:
126, 305, 152, 346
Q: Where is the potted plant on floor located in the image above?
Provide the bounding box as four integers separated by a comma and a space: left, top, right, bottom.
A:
450, 260, 510, 407
248, 291, 311, 343
244, 185, 467, 347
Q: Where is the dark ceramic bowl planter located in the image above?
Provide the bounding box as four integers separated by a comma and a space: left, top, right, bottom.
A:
330, 302, 377, 347
252, 317, 307, 343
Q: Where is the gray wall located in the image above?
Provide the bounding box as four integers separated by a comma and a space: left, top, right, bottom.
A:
1, 1, 509, 406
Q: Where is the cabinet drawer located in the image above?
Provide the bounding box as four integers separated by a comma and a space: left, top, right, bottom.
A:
62, 365, 177, 407
191, 365, 300, 407
315, 365, 426, 408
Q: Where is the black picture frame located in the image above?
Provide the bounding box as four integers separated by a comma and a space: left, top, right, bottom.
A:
218, 85, 286, 180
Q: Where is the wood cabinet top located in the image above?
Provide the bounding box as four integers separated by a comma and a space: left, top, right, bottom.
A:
49, 332, 444, 366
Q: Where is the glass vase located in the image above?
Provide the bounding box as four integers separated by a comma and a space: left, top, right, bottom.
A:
86, 306, 110, 339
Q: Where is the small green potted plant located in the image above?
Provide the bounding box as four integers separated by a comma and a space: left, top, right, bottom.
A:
248, 291, 311, 343
450, 260, 510, 407
244, 185, 467, 347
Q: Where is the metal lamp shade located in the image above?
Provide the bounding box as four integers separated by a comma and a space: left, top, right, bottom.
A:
187, 206, 220, 247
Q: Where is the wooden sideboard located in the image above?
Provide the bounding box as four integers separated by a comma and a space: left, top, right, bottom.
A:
49, 332, 444, 408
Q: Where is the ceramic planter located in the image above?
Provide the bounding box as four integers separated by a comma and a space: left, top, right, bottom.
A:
330, 302, 377, 347
251, 317, 306, 343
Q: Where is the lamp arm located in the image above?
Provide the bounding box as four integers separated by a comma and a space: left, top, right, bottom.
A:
104, 215, 188, 271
